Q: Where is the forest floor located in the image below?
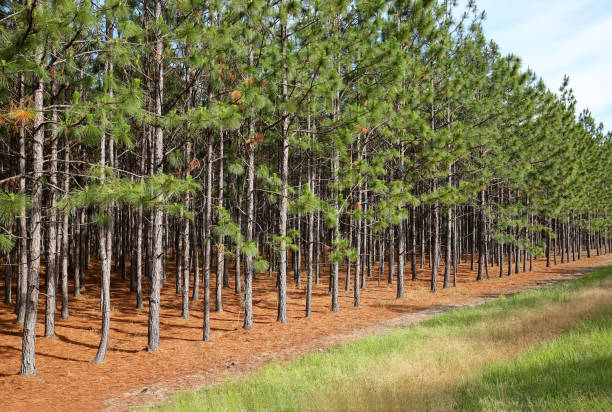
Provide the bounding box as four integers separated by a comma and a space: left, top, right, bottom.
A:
1, 253, 611, 412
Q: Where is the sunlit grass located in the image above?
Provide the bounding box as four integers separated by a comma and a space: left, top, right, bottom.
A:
143, 266, 612, 412
457, 307, 612, 412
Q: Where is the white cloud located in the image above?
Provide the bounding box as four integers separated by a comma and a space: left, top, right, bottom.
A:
458, 0, 612, 132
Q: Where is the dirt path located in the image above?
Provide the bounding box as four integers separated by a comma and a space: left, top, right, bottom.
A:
1, 254, 610, 412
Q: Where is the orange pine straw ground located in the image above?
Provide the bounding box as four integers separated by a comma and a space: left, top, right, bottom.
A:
1, 252, 611, 411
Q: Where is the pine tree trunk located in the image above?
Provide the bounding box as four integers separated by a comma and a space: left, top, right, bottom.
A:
243, 140, 255, 328
331, 145, 340, 312
203, 132, 213, 340
75, 210, 82, 294
443, 204, 451, 288
378, 233, 385, 286
477, 189, 486, 281
315, 208, 321, 285
93, 24, 114, 361
243, 46, 256, 328
61, 134, 70, 319
397, 220, 405, 298
453, 205, 458, 286
411, 206, 417, 281
192, 220, 200, 300
4, 251, 12, 305
234, 212, 241, 294
136, 205, 144, 309
182, 214, 190, 318
345, 217, 352, 291
44, 77, 59, 338
306, 156, 314, 316
147, 0, 164, 351
431, 182, 440, 292
16, 73, 28, 325
330, 87, 340, 313
277, 20, 289, 321
443, 164, 452, 288
215, 131, 224, 313
176, 222, 183, 294
20, 33, 44, 375
388, 225, 395, 284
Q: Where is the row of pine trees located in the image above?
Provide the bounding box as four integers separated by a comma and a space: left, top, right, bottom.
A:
1, 0, 611, 376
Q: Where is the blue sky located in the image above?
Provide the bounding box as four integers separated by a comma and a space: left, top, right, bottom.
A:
459, 0, 612, 133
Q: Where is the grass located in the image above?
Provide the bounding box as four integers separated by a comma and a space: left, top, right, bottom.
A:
458, 307, 612, 411
144, 266, 612, 412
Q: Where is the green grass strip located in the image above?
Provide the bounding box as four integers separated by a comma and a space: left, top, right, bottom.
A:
144, 265, 612, 412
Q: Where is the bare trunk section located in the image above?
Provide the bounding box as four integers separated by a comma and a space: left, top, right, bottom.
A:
411, 206, 417, 281
215, 131, 224, 312
306, 141, 314, 317
147, 0, 164, 351
16, 73, 28, 325
234, 212, 241, 294
45, 78, 59, 338
60, 115, 70, 319
476, 189, 486, 281
20, 31, 44, 374
277, 17, 289, 323
92, 18, 113, 362
181, 135, 192, 318
431, 184, 440, 292
203, 133, 213, 340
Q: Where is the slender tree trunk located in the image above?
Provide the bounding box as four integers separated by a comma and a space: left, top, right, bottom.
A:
470, 206, 476, 271
306, 108, 314, 317
92, 18, 114, 362
306, 170, 314, 317
176, 220, 183, 294
61, 134, 70, 318
431, 184, 440, 292
397, 219, 405, 298
277, 19, 289, 322
215, 131, 224, 313
546, 217, 551, 267
387, 225, 395, 284
243, 141, 255, 327
243, 47, 256, 329
411, 206, 417, 281
476, 189, 486, 281
443, 204, 451, 289
378, 233, 385, 286
443, 169, 452, 288
453, 205, 458, 286
345, 217, 352, 292
16, 73, 28, 325
44, 78, 59, 338
75, 210, 82, 294
234, 212, 241, 294
147, 0, 164, 351
203, 133, 213, 340
182, 213, 190, 318
20, 54, 44, 375
330, 89, 340, 312
4, 251, 12, 305
192, 219, 200, 300
420, 206, 425, 269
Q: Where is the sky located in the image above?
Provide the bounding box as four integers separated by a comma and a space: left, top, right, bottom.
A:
459, 0, 612, 133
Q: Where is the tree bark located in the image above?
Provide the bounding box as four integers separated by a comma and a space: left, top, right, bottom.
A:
16, 73, 28, 325
147, 0, 164, 351
215, 131, 224, 313
20, 33, 44, 374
